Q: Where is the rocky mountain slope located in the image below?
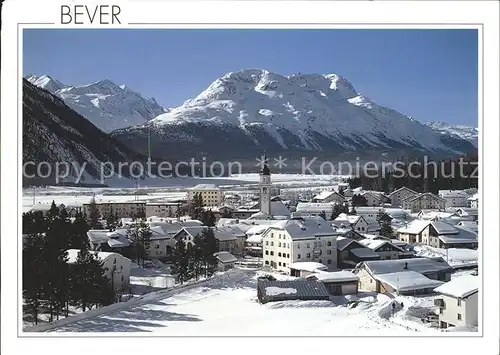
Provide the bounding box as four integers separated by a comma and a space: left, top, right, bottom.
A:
26, 74, 166, 132
112, 69, 476, 161
424, 121, 478, 147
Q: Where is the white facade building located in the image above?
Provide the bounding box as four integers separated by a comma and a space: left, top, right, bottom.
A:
388, 187, 419, 207
402, 193, 446, 212
262, 217, 338, 273
66, 249, 132, 291
434, 275, 479, 329
439, 190, 469, 208
188, 184, 223, 207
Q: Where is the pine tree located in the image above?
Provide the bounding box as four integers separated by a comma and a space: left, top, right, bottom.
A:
189, 193, 205, 220
220, 209, 233, 218
23, 232, 45, 325
351, 195, 368, 207
172, 239, 190, 284
201, 228, 219, 278
175, 203, 183, 218
189, 234, 205, 281
201, 210, 216, 226
127, 219, 152, 267
70, 211, 91, 250
377, 211, 393, 238
88, 197, 102, 229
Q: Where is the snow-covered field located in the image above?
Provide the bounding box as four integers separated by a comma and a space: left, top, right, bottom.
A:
40, 269, 444, 335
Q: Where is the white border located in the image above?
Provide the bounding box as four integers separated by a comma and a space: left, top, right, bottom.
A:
2, 1, 499, 355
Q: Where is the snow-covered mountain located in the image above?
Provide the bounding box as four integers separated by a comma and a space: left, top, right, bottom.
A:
26, 74, 167, 132
113, 69, 476, 160
424, 121, 478, 147
23, 79, 142, 184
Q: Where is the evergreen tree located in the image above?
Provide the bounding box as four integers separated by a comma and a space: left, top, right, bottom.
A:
88, 197, 102, 229
377, 211, 393, 238
220, 209, 233, 218
351, 194, 368, 207
201, 228, 219, 278
171, 239, 190, 284
70, 211, 91, 250
175, 203, 183, 218
201, 210, 217, 226
23, 232, 45, 325
106, 212, 119, 231
189, 193, 205, 220
319, 211, 327, 221
127, 219, 152, 267
189, 234, 205, 281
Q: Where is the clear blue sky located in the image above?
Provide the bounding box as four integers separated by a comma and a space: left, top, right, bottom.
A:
23, 29, 478, 126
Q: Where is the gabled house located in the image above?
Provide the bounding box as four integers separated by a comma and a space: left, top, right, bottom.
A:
261, 216, 338, 273
312, 190, 346, 204
388, 187, 419, 208
433, 275, 479, 329
87, 229, 130, 252
426, 222, 478, 249
402, 193, 446, 213
356, 258, 453, 294
396, 220, 432, 244
455, 208, 479, 222
333, 213, 369, 233
358, 239, 404, 260
172, 226, 241, 255
336, 237, 381, 269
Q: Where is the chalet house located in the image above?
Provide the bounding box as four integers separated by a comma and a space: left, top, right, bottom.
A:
214, 251, 238, 271
358, 239, 404, 260
397, 220, 432, 244
244, 224, 268, 257
67, 249, 132, 291
425, 222, 478, 249
455, 208, 479, 222
172, 226, 241, 255
306, 270, 359, 295
336, 237, 381, 269
388, 187, 419, 208
146, 225, 179, 259
438, 190, 469, 208
333, 213, 369, 233
356, 258, 453, 295
402, 193, 446, 213
312, 190, 346, 204
433, 275, 479, 329
261, 216, 338, 273
351, 207, 384, 224
87, 229, 130, 252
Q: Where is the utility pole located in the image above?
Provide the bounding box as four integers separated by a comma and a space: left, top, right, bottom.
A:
33, 186, 36, 205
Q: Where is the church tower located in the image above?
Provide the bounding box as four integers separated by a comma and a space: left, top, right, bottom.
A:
259, 154, 272, 215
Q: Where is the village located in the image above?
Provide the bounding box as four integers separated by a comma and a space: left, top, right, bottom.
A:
22, 159, 479, 333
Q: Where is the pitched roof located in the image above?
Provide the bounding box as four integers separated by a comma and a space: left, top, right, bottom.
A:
433, 275, 479, 298
363, 258, 453, 275
66, 249, 131, 264
388, 186, 418, 197
313, 190, 344, 201
430, 221, 459, 235
307, 270, 359, 282
188, 184, 221, 191
257, 279, 330, 303
214, 251, 237, 263
373, 271, 444, 292
358, 239, 404, 252
269, 217, 336, 240
350, 248, 381, 258
396, 220, 431, 234
403, 192, 446, 203
438, 227, 477, 244
288, 262, 328, 272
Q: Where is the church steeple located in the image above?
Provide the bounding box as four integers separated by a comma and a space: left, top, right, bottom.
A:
261, 152, 270, 176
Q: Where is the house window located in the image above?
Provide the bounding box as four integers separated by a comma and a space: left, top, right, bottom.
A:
279, 242, 281, 247
113, 258, 116, 264
457, 313, 462, 321
266, 241, 269, 246
297, 243, 300, 249
270, 251, 274, 256
287, 254, 290, 258
265, 260, 269, 265
440, 308, 443, 315
121, 276, 124, 282
327, 241, 332, 246
297, 254, 301, 259
327, 259, 332, 264
306, 253, 311, 258
319, 259, 322, 264
271, 242, 274, 246
457, 299, 461, 307
327, 250, 332, 255
278, 262, 282, 266
265, 250, 269, 255
283, 263, 287, 267
121, 266, 123, 270
306, 243, 310, 248
278, 252, 281, 257
155, 244, 160, 249
271, 233, 274, 238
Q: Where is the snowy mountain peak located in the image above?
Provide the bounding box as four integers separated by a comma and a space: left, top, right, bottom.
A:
424, 121, 478, 147
26, 74, 167, 133
323, 73, 358, 99
26, 74, 67, 93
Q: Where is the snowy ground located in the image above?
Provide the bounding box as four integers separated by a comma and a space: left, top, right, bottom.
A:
44, 269, 444, 335
413, 245, 478, 267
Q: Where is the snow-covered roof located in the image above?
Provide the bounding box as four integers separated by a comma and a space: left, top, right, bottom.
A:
388, 186, 418, 197
270, 217, 336, 240
439, 190, 469, 198
433, 275, 479, 299
188, 184, 221, 191
66, 249, 130, 264
245, 224, 269, 236
430, 221, 459, 235
249, 201, 291, 217
403, 192, 446, 203
265, 286, 297, 296
248, 211, 273, 220
335, 213, 362, 224
289, 262, 328, 272
373, 271, 444, 292
438, 228, 477, 244
246, 234, 263, 244
358, 239, 403, 252
456, 221, 479, 233
363, 258, 453, 275
295, 202, 336, 213
312, 190, 344, 201
214, 251, 237, 264
307, 270, 359, 283
350, 247, 381, 258
455, 208, 479, 216
397, 220, 431, 234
